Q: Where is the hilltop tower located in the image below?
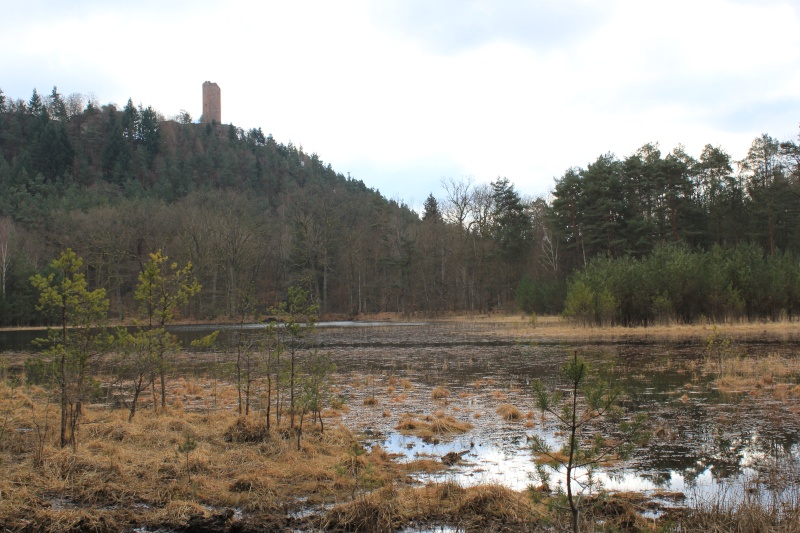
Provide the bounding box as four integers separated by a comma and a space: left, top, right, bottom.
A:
202, 81, 221, 124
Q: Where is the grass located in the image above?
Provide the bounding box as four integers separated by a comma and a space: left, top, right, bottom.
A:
430, 313, 800, 344
322, 482, 542, 532
363, 396, 379, 406
712, 352, 800, 398
496, 403, 522, 421
431, 386, 450, 400
394, 412, 473, 437
0, 379, 410, 532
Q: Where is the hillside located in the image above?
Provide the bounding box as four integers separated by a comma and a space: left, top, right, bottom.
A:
0, 88, 424, 325
2, 86, 800, 327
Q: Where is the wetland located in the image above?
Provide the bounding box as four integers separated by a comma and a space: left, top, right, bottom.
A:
1, 317, 800, 531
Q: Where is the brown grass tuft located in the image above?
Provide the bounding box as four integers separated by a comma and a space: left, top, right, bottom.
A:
491, 390, 507, 401
432, 481, 467, 501
431, 386, 450, 400
456, 484, 536, 524
395, 418, 424, 431
323, 485, 400, 532
223, 416, 268, 443
390, 393, 408, 403
429, 415, 473, 434
184, 381, 203, 395
496, 404, 522, 421
395, 413, 472, 436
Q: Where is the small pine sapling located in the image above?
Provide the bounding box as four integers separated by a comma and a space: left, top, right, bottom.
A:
178, 435, 197, 478
529, 351, 648, 533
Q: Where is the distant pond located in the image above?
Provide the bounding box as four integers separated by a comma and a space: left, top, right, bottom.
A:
0, 321, 427, 353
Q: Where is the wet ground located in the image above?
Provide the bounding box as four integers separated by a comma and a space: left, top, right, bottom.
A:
306, 322, 800, 508
4, 320, 800, 511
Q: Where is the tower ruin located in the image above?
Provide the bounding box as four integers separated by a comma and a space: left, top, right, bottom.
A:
202, 81, 221, 124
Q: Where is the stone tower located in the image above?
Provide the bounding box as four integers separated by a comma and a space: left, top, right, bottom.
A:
202, 81, 221, 124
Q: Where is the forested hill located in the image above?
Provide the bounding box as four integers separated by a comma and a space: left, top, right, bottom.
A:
0, 88, 387, 222
1, 86, 800, 327
0, 87, 422, 324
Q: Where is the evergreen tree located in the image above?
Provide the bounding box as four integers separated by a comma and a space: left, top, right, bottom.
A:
490, 177, 530, 260
121, 98, 139, 140
28, 88, 44, 116
422, 193, 441, 222
49, 86, 67, 121
30, 249, 111, 449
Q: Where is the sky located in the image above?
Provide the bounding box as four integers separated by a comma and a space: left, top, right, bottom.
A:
2, 0, 800, 211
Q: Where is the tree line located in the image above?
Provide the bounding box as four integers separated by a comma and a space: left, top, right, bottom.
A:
1, 86, 800, 325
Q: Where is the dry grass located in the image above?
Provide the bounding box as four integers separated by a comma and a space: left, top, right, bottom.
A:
497, 403, 522, 421
394, 412, 473, 437
430, 314, 800, 344
323, 482, 542, 532
0, 380, 415, 532
223, 415, 268, 443
661, 488, 800, 533
713, 353, 800, 398
490, 390, 507, 401
429, 415, 473, 434
431, 386, 450, 400
390, 392, 408, 403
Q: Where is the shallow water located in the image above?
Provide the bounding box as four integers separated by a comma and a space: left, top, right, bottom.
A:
311, 323, 800, 503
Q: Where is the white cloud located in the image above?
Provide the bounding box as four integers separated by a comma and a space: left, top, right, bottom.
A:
2, 0, 799, 204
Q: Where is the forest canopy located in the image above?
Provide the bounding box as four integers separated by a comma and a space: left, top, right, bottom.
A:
1, 86, 799, 326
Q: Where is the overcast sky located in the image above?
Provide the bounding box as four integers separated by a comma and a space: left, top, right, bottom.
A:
3, 0, 800, 210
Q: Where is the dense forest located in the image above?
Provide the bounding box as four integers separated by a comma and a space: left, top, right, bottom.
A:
1, 86, 799, 326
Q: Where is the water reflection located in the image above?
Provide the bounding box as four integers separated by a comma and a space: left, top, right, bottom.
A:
322, 323, 800, 503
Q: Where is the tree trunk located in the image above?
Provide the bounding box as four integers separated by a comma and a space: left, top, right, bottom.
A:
265, 375, 272, 431
290, 347, 296, 429
60, 297, 68, 448
129, 376, 143, 421
160, 367, 166, 409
